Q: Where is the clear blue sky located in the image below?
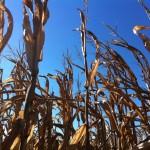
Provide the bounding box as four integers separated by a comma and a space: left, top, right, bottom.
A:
1, 0, 150, 92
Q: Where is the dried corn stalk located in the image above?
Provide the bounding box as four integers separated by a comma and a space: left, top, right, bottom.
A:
20, 0, 49, 149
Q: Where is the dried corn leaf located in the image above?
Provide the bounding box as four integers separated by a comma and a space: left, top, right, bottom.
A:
0, 89, 26, 94
23, 6, 34, 71
138, 0, 150, 19
133, 24, 150, 53
12, 113, 16, 122
23, 0, 33, 14
42, 7, 49, 25
138, 33, 150, 53
33, 2, 43, 37
11, 116, 34, 149
27, 125, 35, 143
11, 95, 26, 101
97, 72, 146, 122
78, 9, 86, 31
97, 87, 106, 96
19, 110, 24, 119
0, 2, 13, 53
36, 25, 45, 61
52, 117, 57, 121
36, 85, 49, 96
71, 107, 80, 123
85, 30, 100, 87
85, 59, 100, 87
111, 38, 150, 87
133, 25, 150, 34
12, 109, 24, 122
38, 75, 49, 94
86, 30, 100, 51
47, 73, 64, 97
115, 88, 145, 122
90, 119, 99, 128
2, 78, 25, 86
34, 139, 39, 150
2, 119, 25, 150
113, 51, 137, 81
78, 9, 86, 56
100, 100, 121, 137
113, 87, 145, 122
0, 100, 12, 117
70, 124, 86, 145
2, 77, 17, 84
0, 3, 4, 43
10, 136, 20, 150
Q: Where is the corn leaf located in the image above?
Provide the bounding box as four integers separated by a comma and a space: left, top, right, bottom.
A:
70, 124, 86, 145
0, 2, 13, 53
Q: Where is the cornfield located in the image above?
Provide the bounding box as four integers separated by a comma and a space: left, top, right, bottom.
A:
0, 0, 150, 150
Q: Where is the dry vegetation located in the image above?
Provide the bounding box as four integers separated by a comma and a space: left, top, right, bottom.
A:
0, 0, 150, 150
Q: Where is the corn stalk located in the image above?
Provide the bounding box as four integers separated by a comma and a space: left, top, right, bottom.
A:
20, 0, 49, 149
0, 1, 150, 150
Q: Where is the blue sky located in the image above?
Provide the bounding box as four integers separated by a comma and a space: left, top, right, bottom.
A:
1, 0, 150, 92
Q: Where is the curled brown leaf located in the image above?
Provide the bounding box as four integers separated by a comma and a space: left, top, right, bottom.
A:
0, 2, 13, 53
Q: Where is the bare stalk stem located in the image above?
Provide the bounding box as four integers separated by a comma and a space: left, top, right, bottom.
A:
83, 20, 90, 150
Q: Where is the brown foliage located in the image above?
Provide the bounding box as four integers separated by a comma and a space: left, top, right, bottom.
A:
0, 0, 150, 150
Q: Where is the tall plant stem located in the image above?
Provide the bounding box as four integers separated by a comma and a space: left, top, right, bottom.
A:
83, 22, 90, 150
20, 36, 39, 150
20, 74, 37, 150
85, 87, 89, 149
